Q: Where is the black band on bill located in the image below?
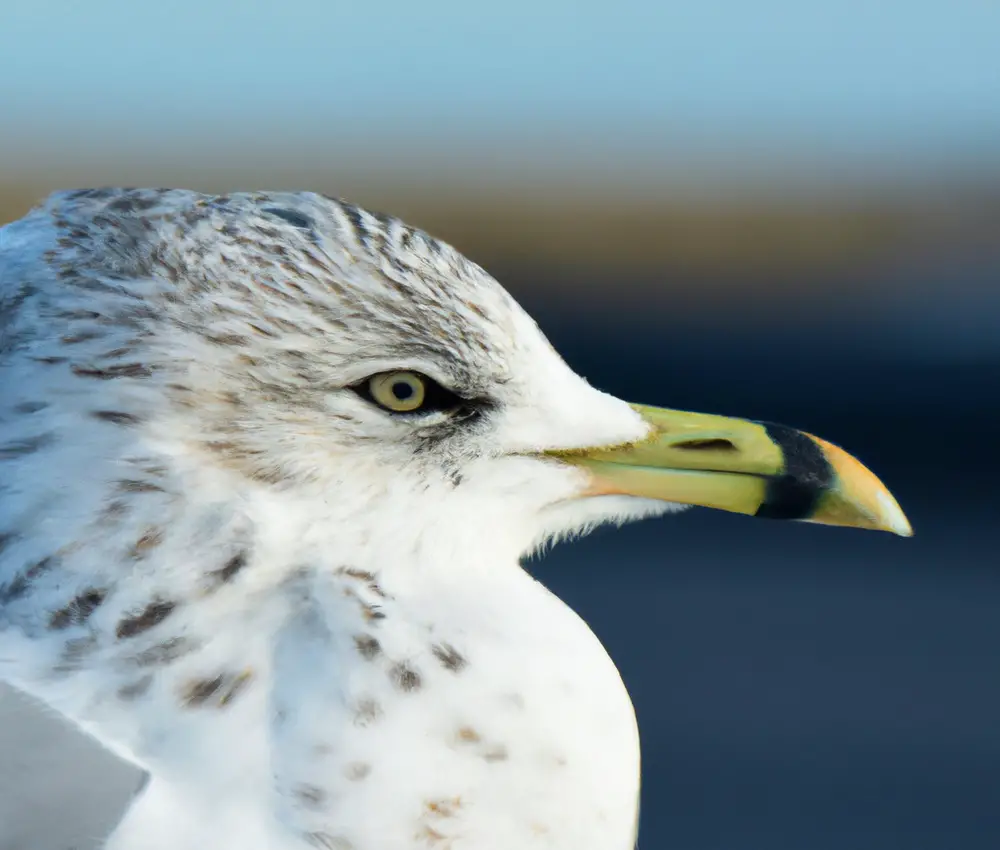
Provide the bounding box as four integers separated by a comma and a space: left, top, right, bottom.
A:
754, 422, 835, 520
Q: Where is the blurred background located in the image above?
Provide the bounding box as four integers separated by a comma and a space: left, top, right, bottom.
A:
1, 1, 999, 848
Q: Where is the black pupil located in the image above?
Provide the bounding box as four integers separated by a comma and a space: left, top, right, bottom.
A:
392, 381, 415, 401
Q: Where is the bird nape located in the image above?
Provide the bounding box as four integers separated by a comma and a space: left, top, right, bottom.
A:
0, 188, 910, 850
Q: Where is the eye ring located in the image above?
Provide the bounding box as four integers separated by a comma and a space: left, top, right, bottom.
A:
367, 371, 427, 412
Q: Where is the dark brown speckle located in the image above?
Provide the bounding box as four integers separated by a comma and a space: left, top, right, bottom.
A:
431, 643, 467, 673
361, 603, 386, 622
210, 551, 249, 585
354, 634, 381, 660
49, 588, 107, 630
339, 566, 388, 598
389, 662, 422, 692
0, 556, 54, 604
92, 410, 141, 426
116, 479, 164, 494
181, 671, 253, 709
116, 599, 176, 639
217, 670, 254, 706
71, 363, 152, 380
182, 674, 225, 706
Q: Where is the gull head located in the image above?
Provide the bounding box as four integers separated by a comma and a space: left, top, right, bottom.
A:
13, 189, 911, 576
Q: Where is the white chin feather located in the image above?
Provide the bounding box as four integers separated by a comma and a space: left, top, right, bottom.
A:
527, 496, 689, 556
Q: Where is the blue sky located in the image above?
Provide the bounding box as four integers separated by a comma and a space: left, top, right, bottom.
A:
3, 0, 999, 175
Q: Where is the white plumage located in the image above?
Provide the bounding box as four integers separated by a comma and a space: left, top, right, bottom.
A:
0, 190, 663, 850
0, 189, 909, 850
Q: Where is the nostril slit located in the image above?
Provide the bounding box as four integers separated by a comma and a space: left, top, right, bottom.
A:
675, 439, 738, 452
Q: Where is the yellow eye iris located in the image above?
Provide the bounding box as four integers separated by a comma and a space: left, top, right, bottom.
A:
368, 371, 427, 412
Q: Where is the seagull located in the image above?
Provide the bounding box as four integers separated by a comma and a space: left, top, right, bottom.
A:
0, 189, 911, 850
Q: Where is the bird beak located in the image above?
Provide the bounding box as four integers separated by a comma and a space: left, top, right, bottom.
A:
547, 404, 912, 536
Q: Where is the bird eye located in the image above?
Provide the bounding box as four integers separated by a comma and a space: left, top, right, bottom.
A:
367, 371, 427, 412
352, 370, 479, 418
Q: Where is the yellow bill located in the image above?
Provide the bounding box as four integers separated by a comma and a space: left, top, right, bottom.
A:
547, 404, 912, 536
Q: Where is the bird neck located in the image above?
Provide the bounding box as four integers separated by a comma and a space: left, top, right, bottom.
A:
3, 469, 642, 850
